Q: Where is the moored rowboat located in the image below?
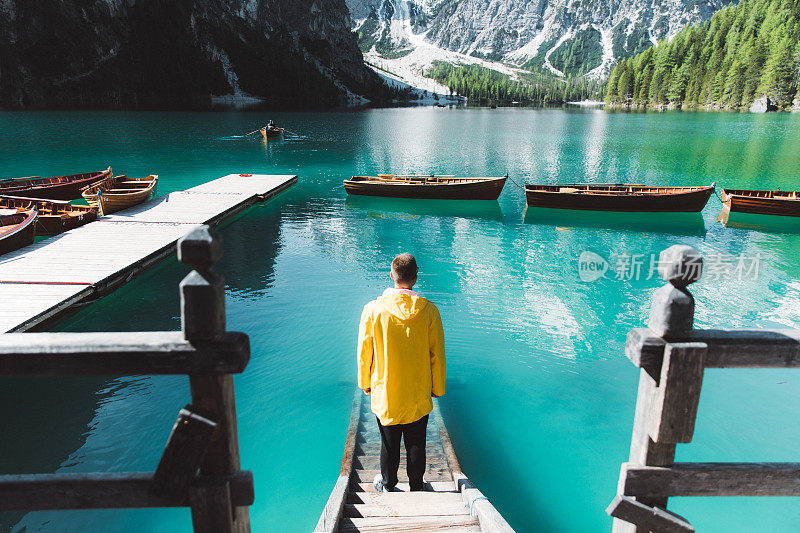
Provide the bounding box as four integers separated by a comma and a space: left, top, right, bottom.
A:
719, 188, 800, 217
0, 196, 98, 236
0, 168, 112, 200
82, 175, 158, 215
315, 392, 514, 532
344, 175, 507, 200
525, 183, 715, 212
0, 208, 37, 254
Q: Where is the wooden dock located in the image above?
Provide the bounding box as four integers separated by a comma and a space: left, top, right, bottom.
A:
315, 393, 514, 533
0, 173, 296, 333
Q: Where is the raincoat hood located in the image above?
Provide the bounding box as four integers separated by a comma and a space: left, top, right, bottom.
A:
377, 288, 428, 321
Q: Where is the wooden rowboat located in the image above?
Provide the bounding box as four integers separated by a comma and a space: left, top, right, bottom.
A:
315, 392, 513, 532
0, 168, 112, 200
0, 208, 37, 254
525, 183, 715, 212
260, 127, 284, 140
0, 196, 98, 236
344, 175, 507, 200
719, 188, 800, 218
82, 175, 158, 215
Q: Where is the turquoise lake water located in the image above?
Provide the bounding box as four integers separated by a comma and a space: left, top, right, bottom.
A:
0, 108, 799, 532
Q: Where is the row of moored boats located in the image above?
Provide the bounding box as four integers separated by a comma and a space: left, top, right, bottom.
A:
343, 175, 799, 220
0, 168, 158, 254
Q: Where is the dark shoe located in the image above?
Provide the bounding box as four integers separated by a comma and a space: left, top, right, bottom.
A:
410, 480, 432, 492
373, 473, 394, 493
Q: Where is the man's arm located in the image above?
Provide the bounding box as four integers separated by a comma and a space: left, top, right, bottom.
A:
429, 305, 446, 398
357, 305, 374, 394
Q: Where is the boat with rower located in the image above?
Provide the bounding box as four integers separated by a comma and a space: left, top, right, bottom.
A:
0, 167, 112, 200
261, 126, 284, 140
719, 188, 800, 218
81, 174, 158, 215
344, 175, 507, 200
0, 208, 37, 255
315, 392, 513, 532
0, 196, 98, 236
524, 183, 715, 212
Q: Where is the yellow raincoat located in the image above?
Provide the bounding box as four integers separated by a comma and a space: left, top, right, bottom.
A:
358, 289, 446, 425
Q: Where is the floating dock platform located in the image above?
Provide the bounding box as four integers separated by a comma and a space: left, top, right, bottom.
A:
0, 174, 296, 333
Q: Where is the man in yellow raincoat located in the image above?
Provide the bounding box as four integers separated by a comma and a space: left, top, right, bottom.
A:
358, 253, 446, 492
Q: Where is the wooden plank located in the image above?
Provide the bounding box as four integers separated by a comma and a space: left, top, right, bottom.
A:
357, 443, 446, 456
614, 368, 676, 533
189, 374, 250, 532
355, 481, 456, 493
607, 495, 694, 533
452, 472, 515, 533
0, 471, 253, 510
151, 407, 218, 501
354, 456, 450, 471
315, 391, 362, 532
0, 284, 91, 334
346, 491, 466, 506
647, 343, 707, 444
621, 462, 800, 497
627, 328, 800, 374
344, 502, 469, 518
189, 482, 234, 533
0, 331, 249, 375
338, 515, 480, 532
353, 468, 453, 483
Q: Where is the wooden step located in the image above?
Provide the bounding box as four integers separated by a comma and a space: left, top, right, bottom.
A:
338, 515, 480, 532
354, 481, 455, 493
354, 455, 450, 471
346, 490, 465, 506
345, 502, 470, 518
357, 443, 446, 456
353, 468, 453, 483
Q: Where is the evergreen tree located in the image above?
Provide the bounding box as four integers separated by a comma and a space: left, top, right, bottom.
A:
606, 0, 800, 109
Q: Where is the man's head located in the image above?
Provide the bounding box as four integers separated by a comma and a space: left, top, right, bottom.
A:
391, 253, 418, 288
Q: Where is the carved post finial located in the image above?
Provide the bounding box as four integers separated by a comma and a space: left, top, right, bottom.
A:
179, 226, 225, 341
648, 245, 703, 338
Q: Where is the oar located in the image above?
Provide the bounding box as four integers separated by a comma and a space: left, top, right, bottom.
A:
0, 194, 72, 204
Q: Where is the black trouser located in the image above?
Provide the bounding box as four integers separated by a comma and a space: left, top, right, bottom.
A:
376, 414, 428, 491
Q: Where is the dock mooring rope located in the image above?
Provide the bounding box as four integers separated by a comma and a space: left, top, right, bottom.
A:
469, 496, 489, 516
505, 173, 525, 190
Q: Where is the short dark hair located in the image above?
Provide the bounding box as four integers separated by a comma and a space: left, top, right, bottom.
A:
392, 253, 418, 284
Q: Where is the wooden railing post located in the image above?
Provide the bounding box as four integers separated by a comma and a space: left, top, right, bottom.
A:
178, 226, 251, 533
611, 245, 704, 533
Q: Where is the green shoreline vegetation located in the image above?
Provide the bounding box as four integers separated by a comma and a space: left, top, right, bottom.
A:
426, 61, 605, 106
605, 0, 800, 110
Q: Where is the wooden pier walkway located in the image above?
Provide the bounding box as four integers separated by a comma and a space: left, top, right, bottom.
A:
0, 173, 296, 333
316, 393, 514, 533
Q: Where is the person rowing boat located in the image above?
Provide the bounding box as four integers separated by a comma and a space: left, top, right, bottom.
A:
260, 120, 284, 140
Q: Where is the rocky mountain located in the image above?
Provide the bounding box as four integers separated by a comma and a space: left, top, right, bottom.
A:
0, 0, 386, 109
348, 0, 734, 81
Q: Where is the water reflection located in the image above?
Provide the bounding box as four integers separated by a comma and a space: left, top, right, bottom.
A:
523, 207, 707, 236
717, 210, 800, 235
345, 195, 503, 221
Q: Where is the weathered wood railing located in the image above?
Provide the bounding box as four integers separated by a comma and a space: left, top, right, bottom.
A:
607, 245, 800, 532
0, 225, 253, 533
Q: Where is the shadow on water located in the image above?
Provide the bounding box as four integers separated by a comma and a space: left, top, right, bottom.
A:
718, 211, 800, 235
216, 203, 284, 298
344, 195, 503, 222
0, 376, 105, 530
523, 207, 707, 236
0, 210, 284, 532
